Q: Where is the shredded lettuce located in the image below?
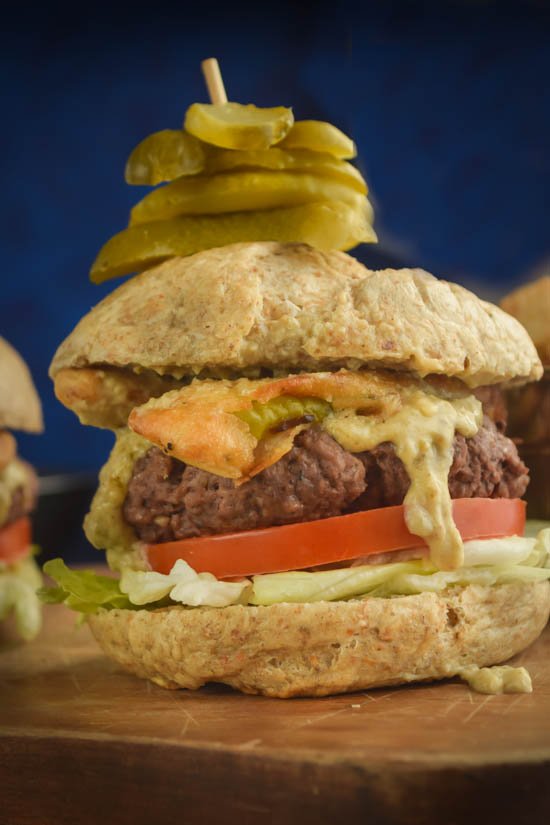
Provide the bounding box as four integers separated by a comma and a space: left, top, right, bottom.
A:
120, 559, 251, 607
250, 560, 433, 605
0, 556, 42, 640
461, 535, 536, 567
40, 557, 251, 613
250, 530, 550, 605
39, 529, 550, 614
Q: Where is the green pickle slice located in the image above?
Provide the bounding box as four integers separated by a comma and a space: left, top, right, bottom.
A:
204, 148, 367, 193
90, 201, 377, 283
92, 102, 376, 285
130, 170, 363, 225
184, 102, 294, 150
278, 120, 356, 159
125, 130, 206, 185
234, 397, 332, 441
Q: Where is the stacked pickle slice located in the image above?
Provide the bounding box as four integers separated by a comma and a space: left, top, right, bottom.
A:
91, 103, 376, 284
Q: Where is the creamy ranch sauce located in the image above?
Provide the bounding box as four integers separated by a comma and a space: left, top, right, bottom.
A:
459, 665, 532, 694
324, 389, 482, 570
83, 429, 152, 572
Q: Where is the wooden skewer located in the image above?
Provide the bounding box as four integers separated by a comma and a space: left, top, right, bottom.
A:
201, 58, 228, 105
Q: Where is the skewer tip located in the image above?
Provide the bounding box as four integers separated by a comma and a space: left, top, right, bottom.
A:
201, 58, 228, 105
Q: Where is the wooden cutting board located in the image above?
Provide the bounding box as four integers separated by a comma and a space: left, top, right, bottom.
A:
1, 596, 549, 825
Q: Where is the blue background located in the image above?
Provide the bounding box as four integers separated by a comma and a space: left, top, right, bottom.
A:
2, 0, 549, 473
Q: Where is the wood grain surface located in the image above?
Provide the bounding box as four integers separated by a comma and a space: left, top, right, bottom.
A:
1, 592, 549, 825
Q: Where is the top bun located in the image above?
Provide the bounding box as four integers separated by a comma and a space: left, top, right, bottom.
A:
501, 276, 550, 366
50, 242, 542, 390
0, 337, 43, 432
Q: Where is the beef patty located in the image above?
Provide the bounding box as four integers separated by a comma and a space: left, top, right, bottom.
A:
351, 416, 528, 511
123, 418, 528, 544
124, 428, 366, 543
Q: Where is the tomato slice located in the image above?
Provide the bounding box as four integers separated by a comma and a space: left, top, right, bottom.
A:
146, 498, 526, 578
0, 517, 32, 565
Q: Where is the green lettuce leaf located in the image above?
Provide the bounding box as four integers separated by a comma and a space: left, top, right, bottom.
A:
39, 559, 134, 614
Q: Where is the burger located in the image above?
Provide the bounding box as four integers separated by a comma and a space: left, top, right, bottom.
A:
500, 276, 550, 519
0, 336, 43, 640
45, 242, 550, 697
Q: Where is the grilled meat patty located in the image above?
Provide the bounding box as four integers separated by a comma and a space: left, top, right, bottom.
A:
123, 418, 528, 543
124, 428, 366, 543
350, 416, 527, 511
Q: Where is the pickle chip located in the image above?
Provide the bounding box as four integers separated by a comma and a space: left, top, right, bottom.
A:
125, 129, 206, 185
130, 170, 363, 226
204, 148, 367, 194
90, 201, 376, 284
278, 120, 356, 159
184, 102, 294, 150
234, 397, 332, 441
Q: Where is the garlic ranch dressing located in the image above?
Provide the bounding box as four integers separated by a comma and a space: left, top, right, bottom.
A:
459, 665, 532, 694
324, 388, 483, 570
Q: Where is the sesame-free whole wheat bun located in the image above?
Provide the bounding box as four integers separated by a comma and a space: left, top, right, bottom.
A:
50, 243, 541, 429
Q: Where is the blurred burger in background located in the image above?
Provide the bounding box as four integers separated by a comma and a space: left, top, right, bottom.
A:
0, 337, 43, 640
501, 276, 550, 520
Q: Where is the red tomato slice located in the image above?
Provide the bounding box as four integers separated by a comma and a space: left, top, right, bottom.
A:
0, 517, 32, 565
146, 498, 526, 578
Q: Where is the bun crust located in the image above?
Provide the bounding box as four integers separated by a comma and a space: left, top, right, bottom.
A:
88, 580, 550, 698
0, 337, 43, 432
50, 243, 541, 394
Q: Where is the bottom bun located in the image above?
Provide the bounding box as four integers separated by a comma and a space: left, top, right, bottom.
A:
88, 581, 550, 698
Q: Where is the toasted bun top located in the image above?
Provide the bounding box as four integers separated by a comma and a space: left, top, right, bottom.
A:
501, 276, 550, 366
50, 242, 542, 389
0, 337, 43, 432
